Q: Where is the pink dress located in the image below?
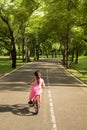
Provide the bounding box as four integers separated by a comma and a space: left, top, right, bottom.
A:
29, 78, 44, 101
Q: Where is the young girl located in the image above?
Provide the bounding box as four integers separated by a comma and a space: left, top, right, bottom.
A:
28, 70, 45, 104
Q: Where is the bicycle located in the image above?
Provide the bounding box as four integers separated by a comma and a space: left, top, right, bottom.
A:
28, 94, 40, 114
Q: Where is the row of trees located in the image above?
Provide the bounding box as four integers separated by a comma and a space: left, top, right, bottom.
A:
0, 0, 87, 68
41, 0, 87, 67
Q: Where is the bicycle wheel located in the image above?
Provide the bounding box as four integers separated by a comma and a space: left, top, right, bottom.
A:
34, 100, 39, 114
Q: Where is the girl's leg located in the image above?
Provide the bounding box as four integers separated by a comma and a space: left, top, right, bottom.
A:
29, 90, 35, 101
39, 94, 41, 103
36, 93, 41, 103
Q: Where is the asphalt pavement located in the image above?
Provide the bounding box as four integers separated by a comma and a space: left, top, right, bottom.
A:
0, 58, 87, 130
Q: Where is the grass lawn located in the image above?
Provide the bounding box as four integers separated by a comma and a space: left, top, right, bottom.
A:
0, 57, 25, 76
68, 56, 87, 84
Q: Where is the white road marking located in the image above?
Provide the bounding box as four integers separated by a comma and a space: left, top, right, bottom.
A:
46, 68, 57, 130
63, 66, 87, 87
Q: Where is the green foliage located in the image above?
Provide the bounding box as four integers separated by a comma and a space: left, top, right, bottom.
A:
0, 0, 39, 61
0, 0, 87, 65
68, 56, 87, 83
70, 56, 87, 70
0, 56, 25, 75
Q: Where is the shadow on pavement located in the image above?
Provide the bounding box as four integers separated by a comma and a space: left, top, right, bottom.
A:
0, 84, 29, 91
0, 59, 86, 92
0, 104, 36, 116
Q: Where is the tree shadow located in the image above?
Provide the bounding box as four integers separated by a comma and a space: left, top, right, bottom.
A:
0, 104, 37, 116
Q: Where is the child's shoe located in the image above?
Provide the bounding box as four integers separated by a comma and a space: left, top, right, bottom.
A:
28, 100, 34, 107
28, 100, 33, 104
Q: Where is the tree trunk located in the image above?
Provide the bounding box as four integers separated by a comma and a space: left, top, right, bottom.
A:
45, 50, 49, 58
65, 42, 69, 68
71, 49, 74, 62
65, 25, 69, 67
25, 47, 30, 62
11, 48, 16, 68
65, 0, 71, 68
62, 49, 66, 66
36, 48, 39, 61
75, 50, 79, 64
11, 36, 16, 68
22, 38, 25, 62
18, 46, 21, 59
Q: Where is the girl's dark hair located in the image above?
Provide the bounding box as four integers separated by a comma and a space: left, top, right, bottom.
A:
34, 71, 41, 84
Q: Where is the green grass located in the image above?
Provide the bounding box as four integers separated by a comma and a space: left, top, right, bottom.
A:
68, 56, 87, 84
0, 57, 25, 76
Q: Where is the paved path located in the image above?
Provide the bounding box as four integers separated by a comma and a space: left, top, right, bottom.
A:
0, 58, 87, 130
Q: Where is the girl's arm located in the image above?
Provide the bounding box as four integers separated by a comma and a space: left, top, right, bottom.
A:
30, 78, 35, 85
28, 77, 35, 85
42, 80, 45, 88
28, 78, 35, 90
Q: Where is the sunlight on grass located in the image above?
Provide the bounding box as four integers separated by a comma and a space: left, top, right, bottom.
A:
68, 56, 87, 84
0, 57, 25, 76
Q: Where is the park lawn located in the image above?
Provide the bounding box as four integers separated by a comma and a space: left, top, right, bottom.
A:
0, 57, 25, 76
68, 56, 87, 84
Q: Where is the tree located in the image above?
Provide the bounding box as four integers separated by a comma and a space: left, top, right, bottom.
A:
38, 0, 84, 67
0, 8, 16, 68
0, 0, 39, 67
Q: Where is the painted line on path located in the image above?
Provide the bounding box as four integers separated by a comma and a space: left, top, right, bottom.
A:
46, 67, 57, 130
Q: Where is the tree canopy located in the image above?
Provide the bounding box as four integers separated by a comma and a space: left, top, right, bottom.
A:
0, 0, 87, 68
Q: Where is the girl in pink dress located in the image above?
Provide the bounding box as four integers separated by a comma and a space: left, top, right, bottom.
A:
28, 70, 45, 104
